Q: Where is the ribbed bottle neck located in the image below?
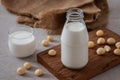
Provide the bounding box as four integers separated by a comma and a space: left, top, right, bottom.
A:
66, 8, 84, 22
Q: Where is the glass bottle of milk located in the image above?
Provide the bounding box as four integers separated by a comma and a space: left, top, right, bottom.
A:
61, 8, 89, 69
8, 26, 36, 58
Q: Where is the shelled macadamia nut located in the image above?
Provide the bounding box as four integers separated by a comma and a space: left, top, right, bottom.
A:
47, 36, 54, 42
115, 42, 120, 49
96, 30, 104, 37
104, 45, 111, 52
23, 62, 32, 70
114, 49, 120, 55
48, 49, 56, 56
96, 47, 106, 55
107, 37, 116, 45
17, 67, 25, 75
88, 41, 95, 48
41, 40, 49, 46
35, 69, 43, 76
97, 37, 106, 45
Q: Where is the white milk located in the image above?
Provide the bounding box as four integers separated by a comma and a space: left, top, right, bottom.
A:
61, 22, 88, 69
8, 31, 36, 58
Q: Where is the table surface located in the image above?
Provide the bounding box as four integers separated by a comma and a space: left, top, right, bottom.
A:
0, 0, 120, 80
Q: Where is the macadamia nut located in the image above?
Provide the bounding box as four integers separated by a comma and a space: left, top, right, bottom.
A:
48, 49, 56, 56
96, 47, 106, 55
97, 37, 106, 44
23, 62, 32, 70
96, 30, 104, 37
104, 45, 111, 52
41, 40, 49, 46
107, 37, 116, 45
47, 36, 54, 42
115, 42, 120, 49
17, 67, 25, 75
114, 49, 120, 55
88, 41, 95, 48
35, 69, 43, 76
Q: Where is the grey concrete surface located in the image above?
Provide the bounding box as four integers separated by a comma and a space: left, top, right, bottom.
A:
0, 0, 120, 80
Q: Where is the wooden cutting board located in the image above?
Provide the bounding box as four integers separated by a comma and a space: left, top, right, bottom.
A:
37, 28, 120, 80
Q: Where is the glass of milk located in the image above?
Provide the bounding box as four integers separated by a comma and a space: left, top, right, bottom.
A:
61, 8, 89, 69
8, 26, 36, 58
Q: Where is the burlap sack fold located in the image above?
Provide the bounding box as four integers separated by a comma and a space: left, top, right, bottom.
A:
1, 0, 109, 34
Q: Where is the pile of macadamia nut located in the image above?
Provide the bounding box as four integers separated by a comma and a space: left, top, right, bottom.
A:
88, 29, 120, 56
17, 62, 43, 76
41, 35, 57, 56
41, 36, 54, 46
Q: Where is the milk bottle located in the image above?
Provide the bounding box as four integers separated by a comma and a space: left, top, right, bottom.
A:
61, 8, 89, 69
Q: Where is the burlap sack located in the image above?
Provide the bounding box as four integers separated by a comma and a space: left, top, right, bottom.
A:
1, 0, 109, 34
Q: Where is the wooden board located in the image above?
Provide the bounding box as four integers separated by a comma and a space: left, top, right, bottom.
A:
37, 28, 120, 80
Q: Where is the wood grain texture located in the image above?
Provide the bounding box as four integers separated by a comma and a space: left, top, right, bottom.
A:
37, 28, 120, 80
